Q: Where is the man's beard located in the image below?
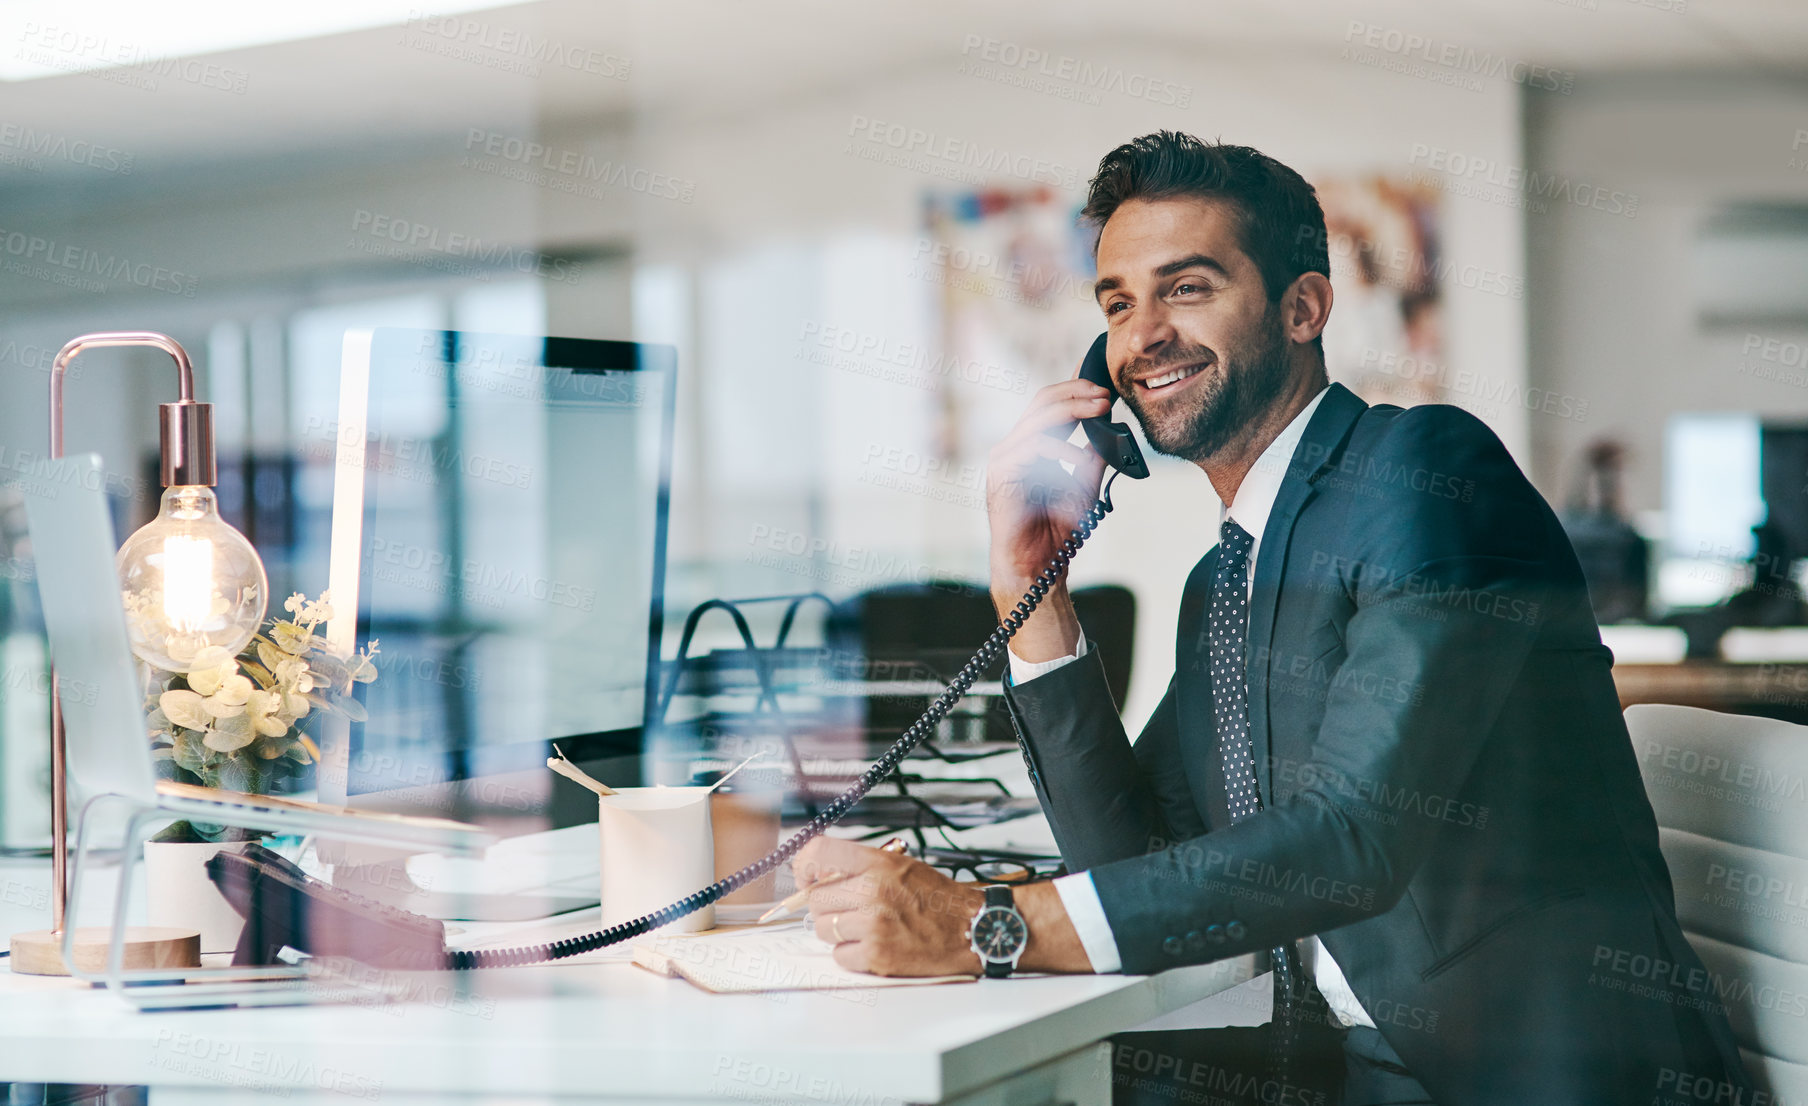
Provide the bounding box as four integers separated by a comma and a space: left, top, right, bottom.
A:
1120, 304, 1294, 464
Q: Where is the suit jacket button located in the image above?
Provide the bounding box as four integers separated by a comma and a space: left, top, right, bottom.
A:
1205, 924, 1227, 945
1225, 920, 1247, 941
1162, 936, 1185, 957
1185, 930, 1206, 952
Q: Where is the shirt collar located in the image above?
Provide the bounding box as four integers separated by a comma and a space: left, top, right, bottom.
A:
1220, 386, 1330, 541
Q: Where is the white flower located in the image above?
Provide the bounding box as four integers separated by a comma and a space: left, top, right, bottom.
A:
283, 591, 335, 627
351, 639, 381, 683
271, 621, 312, 655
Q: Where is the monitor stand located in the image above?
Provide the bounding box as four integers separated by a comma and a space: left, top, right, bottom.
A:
320, 829, 600, 922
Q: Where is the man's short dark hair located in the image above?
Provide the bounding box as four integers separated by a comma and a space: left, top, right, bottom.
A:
1081, 132, 1330, 305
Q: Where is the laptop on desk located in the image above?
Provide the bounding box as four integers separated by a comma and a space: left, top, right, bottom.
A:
21, 453, 493, 854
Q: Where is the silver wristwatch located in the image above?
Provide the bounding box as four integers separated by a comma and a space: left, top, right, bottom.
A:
968, 884, 1028, 978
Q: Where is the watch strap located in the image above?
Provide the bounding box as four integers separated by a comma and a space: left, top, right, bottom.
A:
982, 884, 1016, 978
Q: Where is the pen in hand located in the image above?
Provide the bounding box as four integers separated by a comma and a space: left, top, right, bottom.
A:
758, 837, 908, 924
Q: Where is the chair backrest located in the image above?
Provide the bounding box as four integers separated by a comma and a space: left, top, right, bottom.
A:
1625, 703, 1808, 1100
830, 581, 1138, 706
1071, 584, 1136, 708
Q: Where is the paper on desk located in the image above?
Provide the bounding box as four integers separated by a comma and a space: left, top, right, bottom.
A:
942, 812, 1059, 856
632, 924, 974, 995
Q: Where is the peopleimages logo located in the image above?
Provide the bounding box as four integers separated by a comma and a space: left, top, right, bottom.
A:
301, 414, 536, 491
400, 10, 630, 79
1342, 22, 1574, 95
956, 35, 1192, 108
845, 115, 1079, 189
1406, 143, 1639, 218
1358, 349, 1587, 422
348, 209, 583, 285
794, 321, 1027, 395
0, 123, 133, 174
0, 225, 197, 297
14, 23, 249, 94
461, 129, 695, 204
1299, 227, 1524, 301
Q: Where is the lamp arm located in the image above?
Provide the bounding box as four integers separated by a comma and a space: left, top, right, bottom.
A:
42, 330, 200, 935
49, 331, 197, 459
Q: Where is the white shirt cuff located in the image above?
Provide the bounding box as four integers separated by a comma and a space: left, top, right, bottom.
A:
1053, 872, 1122, 973
1007, 635, 1089, 686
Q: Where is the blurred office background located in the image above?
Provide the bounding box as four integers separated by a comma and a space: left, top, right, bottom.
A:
3, 0, 1808, 840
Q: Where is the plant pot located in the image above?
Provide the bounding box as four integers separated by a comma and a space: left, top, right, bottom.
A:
144, 840, 250, 955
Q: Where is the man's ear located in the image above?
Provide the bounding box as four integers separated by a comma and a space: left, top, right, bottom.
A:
1283, 272, 1334, 345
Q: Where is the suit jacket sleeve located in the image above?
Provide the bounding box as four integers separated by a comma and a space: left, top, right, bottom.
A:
1086, 405, 1555, 973
1004, 647, 1209, 873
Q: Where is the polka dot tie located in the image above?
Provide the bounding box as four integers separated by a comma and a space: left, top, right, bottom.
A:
1208, 518, 1311, 1073
1209, 519, 1260, 824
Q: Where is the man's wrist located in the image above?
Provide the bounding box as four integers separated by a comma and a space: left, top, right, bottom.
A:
991, 575, 1081, 664
1007, 637, 1088, 686
1013, 881, 1093, 973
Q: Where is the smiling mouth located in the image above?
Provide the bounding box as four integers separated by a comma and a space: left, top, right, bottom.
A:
1137, 359, 1211, 393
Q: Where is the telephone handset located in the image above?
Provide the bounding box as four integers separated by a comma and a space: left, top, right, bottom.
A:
1076, 333, 1150, 480
212, 336, 1140, 972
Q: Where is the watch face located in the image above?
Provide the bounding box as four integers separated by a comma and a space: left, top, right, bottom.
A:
971, 906, 1028, 962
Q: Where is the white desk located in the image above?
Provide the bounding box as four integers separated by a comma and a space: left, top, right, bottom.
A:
0, 856, 1258, 1106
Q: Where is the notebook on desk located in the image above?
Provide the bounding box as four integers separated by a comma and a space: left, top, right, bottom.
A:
631, 923, 974, 996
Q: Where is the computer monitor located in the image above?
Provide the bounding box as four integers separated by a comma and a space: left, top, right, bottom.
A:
1662, 413, 1808, 610
321, 329, 675, 833
1759, 424, 1808, 567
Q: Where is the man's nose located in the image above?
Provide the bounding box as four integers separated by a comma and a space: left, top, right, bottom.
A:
1123, 300, 1177, 363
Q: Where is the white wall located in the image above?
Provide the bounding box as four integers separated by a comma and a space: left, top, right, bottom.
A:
594, 46, 1526, 728
1526, 74, 1808, 516
0, 42, 1527, 733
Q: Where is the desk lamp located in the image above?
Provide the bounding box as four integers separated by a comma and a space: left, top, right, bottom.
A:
9, 331, 267, 976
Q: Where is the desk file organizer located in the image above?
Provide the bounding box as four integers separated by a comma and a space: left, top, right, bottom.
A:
655, 593, 1022, 815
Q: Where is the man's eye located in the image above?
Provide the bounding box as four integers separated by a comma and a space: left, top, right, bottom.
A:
1173, 282, 1204, 296
1104, 301, 1129, 315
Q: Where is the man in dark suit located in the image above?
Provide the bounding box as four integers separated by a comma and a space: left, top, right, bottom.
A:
795, 132, 1750, 1106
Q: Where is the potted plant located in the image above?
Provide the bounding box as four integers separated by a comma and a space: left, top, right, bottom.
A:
139, 591, 379, 952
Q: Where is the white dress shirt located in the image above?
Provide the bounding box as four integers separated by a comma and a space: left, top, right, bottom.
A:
1022, 387, 1375, 1030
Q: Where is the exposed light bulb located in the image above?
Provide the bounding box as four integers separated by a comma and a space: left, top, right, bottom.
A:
116, 485, 267, 672
160, 534, 215, 631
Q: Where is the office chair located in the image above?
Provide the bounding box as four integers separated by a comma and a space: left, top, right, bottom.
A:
1071, 584, 1136, 708
1624, 704, 1808, 1103
831, 581, 1137, 707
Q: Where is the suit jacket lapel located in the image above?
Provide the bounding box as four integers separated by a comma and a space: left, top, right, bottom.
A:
1245, 384, 1367, 801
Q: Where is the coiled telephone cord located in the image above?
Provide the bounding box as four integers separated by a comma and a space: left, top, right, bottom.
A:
447, 476, 1118, 970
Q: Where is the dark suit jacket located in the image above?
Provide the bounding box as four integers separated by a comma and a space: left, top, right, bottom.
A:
1004, 385, 1751, 1105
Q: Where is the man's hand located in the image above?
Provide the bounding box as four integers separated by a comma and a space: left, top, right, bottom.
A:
985, 373, 1112, 663
792, 837, 1095, 977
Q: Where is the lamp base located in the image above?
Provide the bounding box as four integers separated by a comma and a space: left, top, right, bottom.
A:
9, 926, 201, 976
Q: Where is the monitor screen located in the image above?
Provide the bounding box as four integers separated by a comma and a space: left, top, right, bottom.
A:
324, 329, 674, 809
1661, 412, 1808, 610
